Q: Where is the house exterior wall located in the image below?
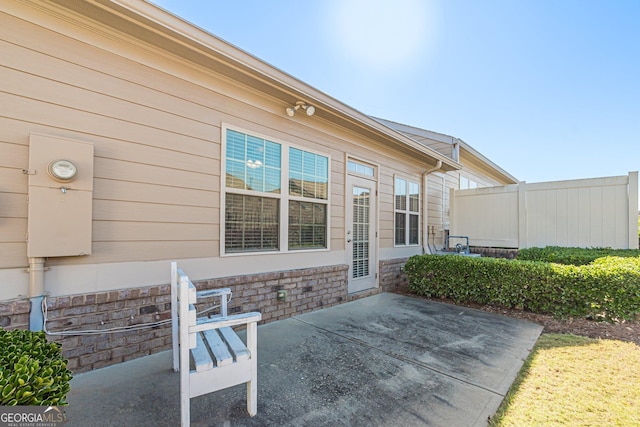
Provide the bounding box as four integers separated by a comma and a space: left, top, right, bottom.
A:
0, 3, 430, 296
0, 1, 441, 370
378, 120, 517, 252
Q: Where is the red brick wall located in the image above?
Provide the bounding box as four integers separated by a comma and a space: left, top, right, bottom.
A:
0, 264, 349, 373
0, 299, 30, 330
380, 258, 410, 293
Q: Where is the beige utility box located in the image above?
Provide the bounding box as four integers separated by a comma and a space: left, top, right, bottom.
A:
27, 134, 94, 257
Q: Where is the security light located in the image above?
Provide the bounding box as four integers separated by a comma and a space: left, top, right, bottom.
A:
286, 101, 315, 117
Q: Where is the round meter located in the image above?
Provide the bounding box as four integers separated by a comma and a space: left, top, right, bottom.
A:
47, 159, 78, 182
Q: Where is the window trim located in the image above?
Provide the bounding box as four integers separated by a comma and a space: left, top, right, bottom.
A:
221, 124, 331, 256
393, 175, 421, 247
346, 157, 378, 180
460, 174, 479, 190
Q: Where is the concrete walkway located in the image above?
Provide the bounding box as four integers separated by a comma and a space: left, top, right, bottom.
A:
65, 293, 543, 426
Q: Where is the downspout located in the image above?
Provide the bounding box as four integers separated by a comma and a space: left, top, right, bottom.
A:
28, 257, 45, 331
422, 160, 442, 254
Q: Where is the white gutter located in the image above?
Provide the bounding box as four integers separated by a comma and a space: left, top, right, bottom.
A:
422, 160, 442, 254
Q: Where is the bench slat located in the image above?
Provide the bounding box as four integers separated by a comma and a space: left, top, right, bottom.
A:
202, 329, 233, 367
191, 333, 213, 372
219, 327, 250, 361
193, 312, 261, 332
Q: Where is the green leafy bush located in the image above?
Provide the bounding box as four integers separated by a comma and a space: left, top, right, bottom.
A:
0, 329, 72, 406
516, 246, 640, 265
404, 254, 640, 321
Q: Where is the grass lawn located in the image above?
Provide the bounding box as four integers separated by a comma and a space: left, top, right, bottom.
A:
490, 334, 640, 426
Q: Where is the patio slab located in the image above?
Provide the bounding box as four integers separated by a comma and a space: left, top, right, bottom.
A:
65, 293, 543, 426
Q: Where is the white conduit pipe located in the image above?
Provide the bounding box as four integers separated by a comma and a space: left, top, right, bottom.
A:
28, 257, 46, 331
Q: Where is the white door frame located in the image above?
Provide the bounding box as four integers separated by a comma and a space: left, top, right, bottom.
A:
345, 174, 378, 293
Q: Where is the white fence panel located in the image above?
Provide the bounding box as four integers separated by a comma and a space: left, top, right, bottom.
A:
450, 185, 519, 248
450, 172, 638, 249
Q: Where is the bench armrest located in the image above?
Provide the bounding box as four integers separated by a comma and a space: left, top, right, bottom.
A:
192, 312, 261, 333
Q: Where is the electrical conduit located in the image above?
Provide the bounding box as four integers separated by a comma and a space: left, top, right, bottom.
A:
28, 257, 45, 331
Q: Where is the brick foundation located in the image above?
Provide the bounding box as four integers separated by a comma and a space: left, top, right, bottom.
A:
0, 299, 30, 330
198, 264, 348, 323
470, 247, 519, 259
380, 258, 410, 293
0, 264, 349, 373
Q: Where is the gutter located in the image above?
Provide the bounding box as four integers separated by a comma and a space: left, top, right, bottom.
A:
422, 160, 442, 255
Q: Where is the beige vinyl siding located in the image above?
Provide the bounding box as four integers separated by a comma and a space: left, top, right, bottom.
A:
374, 120, 456, 160
0, 10, 225, 268
0, 7, 348, 271
458, 152, 513, 188
427, 174, 445, 247
0, 1, 448, 298
412, 139, 453, 159
377, 157, 425, 250
459, 167, 505, 189
0, 138, 28, 268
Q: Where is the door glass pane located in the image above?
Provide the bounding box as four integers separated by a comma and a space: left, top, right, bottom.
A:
352, 186, 370, 279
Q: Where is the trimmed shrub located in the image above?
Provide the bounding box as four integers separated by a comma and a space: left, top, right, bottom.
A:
404, 254, 640, 321
516, 246, 640, 266
0, 329, 72, 405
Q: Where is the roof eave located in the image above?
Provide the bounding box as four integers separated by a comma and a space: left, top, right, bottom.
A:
457, 141, 518, 184
49, 0, 457, 169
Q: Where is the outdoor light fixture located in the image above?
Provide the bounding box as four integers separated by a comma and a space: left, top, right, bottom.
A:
286, 101, 315, 117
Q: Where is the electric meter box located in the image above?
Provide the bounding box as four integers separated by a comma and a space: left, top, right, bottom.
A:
27, 134, 94, 257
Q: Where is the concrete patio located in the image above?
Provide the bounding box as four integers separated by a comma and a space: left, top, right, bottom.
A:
65, 293, 543, 426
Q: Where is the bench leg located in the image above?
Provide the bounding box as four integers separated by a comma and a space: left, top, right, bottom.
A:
247, 322, 258, 416
247, 380, 257, 417
180, 379, 190, 426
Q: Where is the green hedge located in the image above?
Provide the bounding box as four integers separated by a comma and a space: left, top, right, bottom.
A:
516, 246, 640, 265
0, 329, 72, 406
404, 254, 640, 321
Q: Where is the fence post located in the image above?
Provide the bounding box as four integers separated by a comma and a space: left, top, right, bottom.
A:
628, 171, 639, 249
449, 187, 456, 237
518, 182, 527, 249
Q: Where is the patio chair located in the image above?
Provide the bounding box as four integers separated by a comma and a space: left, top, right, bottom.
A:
170, 262, 262, 426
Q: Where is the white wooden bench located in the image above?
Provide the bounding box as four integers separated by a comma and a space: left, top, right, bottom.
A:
171, 262, 262, 426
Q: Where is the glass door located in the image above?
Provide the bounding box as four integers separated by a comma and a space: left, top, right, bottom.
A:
346, 175, 377, 293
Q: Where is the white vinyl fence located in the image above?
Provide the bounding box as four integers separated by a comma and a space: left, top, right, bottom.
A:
450, 172, 639, 249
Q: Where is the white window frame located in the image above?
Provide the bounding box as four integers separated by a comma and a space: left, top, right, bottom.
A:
460, 174, 479, 190
347, 159, 376, 178
394, 175, 421, 247
220, 124, 330, 256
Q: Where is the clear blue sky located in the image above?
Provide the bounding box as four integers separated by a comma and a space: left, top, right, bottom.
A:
151, 0, 639, 185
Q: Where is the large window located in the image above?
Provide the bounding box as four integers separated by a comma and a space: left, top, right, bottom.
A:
288, 148, 328, 249
394, 177, 420, 246
224, 128, 329, 253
